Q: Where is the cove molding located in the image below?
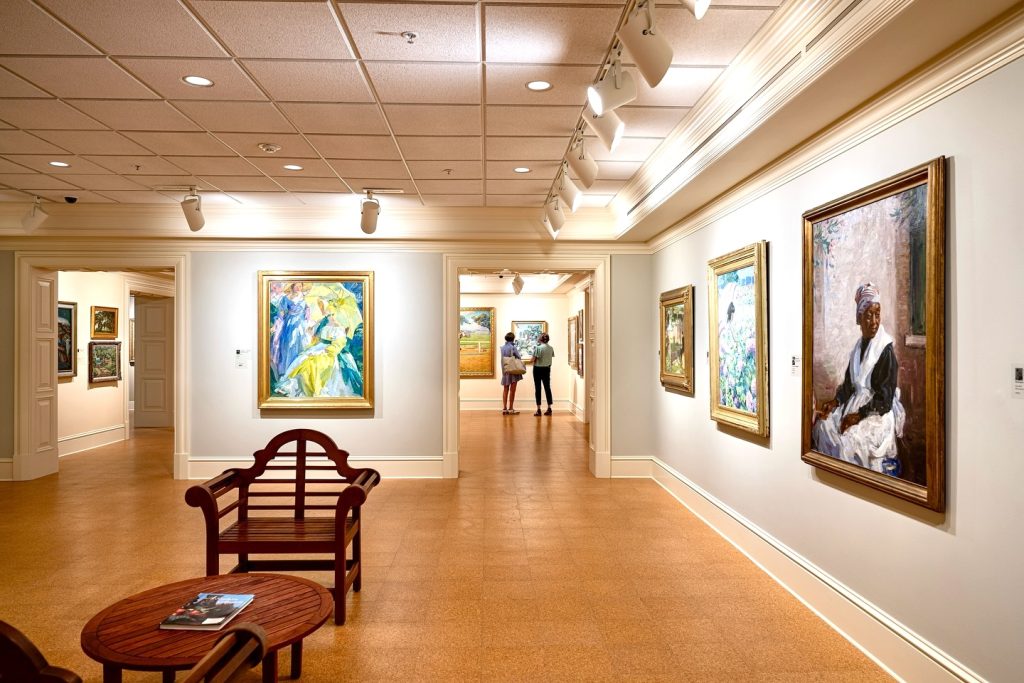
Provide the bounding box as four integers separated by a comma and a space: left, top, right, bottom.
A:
611, 455, 982, 683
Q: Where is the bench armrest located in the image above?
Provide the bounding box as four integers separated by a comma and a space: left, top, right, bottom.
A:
185, 470, 242, 537
334, 468, 380, 517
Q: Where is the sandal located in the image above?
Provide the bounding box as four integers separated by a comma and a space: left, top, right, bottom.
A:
509, 409, 520, 415
502, 409, 509, 415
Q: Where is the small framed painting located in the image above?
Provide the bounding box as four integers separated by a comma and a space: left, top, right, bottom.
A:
512, 320, 547, 361
57, 301, 77, 378
88, 341, 121, 383
460, 307, 496, 378
568, 316, 578, 369
802, 157, 946, 511
259, 271, 374, 410
128, 318, 135, 366
576, 308, 585, 378
91, 305, 118, 340
660, 285, 694, 395
708, 241, 769, 436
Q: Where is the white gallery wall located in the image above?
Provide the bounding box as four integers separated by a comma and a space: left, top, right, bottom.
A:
459, 292, 576, 412
0, 251, 12, 464
646, 56, 1024, 680
188, 251, 443, 476
57, 271, 127, 456
610, 255, 654, 457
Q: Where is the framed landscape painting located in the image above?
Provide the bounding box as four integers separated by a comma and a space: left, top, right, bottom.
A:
802, 157, 945, 511
708, 241, 769, 436
88, 341, 121, 383
512, 320, 547, 361
258, 271, 374, 410
57, 301, 77, 378
660, 285, 694, 394
91, 305, 118, 339
460, 307, 496, 378
567, 316, 578, 369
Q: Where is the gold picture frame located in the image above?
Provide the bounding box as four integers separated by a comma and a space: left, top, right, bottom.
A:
258, 271, 374, 410
659, 285, 694, 395
707, 242, 769, 436
802, 157, 945, 511
567, 316, 578, 369
90, 305, 118, 340
460, 307, 496, 378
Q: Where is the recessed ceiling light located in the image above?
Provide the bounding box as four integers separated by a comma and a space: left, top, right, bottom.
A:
513, 167, 531, 174
48, 161, 70, 167
283, 164, 303, 171
182, 75, 214, 87
526, 80, 552, 92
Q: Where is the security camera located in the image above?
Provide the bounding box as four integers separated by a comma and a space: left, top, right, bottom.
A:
64, 196, 78, 204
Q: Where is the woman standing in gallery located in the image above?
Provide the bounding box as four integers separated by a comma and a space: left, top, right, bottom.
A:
532, 333, 555, 416
500, 332, 523, 415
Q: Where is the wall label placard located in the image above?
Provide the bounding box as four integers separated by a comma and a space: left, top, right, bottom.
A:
1013, 365, 1024, 399
235, 349, 251, 369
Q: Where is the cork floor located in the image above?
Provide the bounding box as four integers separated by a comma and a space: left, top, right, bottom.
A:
0, 417, 890, 682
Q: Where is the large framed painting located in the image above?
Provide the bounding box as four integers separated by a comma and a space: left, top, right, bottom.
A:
802, 157, 945, 511
258, 271, 374, 410
567, 316, 578, 369
57, 301, 77, 378
91, 305, 118, 339
512, 320, 547, 361
707, 241, 769, 436
460, 307, 495, 378
88, 341, 121, 383
660, 285, 694, 395
576, 307, 585, 378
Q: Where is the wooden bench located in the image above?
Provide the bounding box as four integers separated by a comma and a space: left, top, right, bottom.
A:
185, 429, 380, 625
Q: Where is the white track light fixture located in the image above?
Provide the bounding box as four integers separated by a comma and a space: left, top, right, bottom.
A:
618, 0, 673, 88
679, 0, 710, 20
556, 162, 582, 213
181, 187, 204, 232
544, 197, 566, 233
587, 56, 637, 116
360, 191, 380, 234
566, 137, 599, 189
21, 196, 49, 232
583, 103, 625, 153
512, 273, 525, 295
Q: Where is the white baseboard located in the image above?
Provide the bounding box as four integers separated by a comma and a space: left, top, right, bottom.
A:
0, 458, 12, 481
620, 455, 981, 683
58, 424, 127, 457
459, 398, 572, 411
186, 455, 445, 480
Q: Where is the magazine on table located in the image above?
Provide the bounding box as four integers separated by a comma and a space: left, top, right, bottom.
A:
159, 593, 254, 631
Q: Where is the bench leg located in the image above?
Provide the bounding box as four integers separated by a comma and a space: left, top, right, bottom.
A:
334, 556, 346, 624
352, 525, 362, 592
238, 553, 249, 571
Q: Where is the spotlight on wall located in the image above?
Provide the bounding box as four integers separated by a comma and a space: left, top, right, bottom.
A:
566, 137, 598, 189
544, 197, 566, 233
181, 187, 204, 231
360, 190, 380, 234
583, 103, 625, 153
556, 162, 582, 213
618, 0, 673, 88
512, 273, 525, 295
21, 196, 49, 232
679, 0, 710, 20
586, 56, 637, 116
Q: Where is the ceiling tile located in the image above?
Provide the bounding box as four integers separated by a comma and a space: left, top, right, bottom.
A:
0, 57, 156, 99
30, 130, 152, 155
587, 179, 627, 194
422, 195, 483, 207
41, 0, 228, 57
486, 195, 546, 207
343, 178, 417, 195
0, 100, 106, 130
0, 0, 99, 55
1, 155, 113, 174
173, 190, 238, 206
0, 130, 70, 155
0, 158, 32, 173
198, 176, 282, 192
162, 156, 261, 175
54, 174, 146, 190
485, 161, 560, 180
385, 105, 480, 136
0, 69, 50, 97
119, 58, 265, 100
0, 173, 79, 190
97, 190, 180, 203
632, 67, 722, 107
272, 177, 350, 193
486, 137, 566, 161
596, 160, 642, 180
397, 136, 481, 161
290, 192, 357, 207
242, 60, 371, 102
216, 133, 320, 159
245, 158, 335, 177
327, 160, 409, 179
121, 131, 235, 156
485, 6, 620, 65
578, 194, 614, 208
192, 1, 354, 59
406, 161, 482, 180
0, 189, 32, 201
366, 63, 480, 104
83, 155, 188, 175
171, 101, 295, 133
417, 179, 482, 194
67, 100, 201, 131
131, 176, 218, 191
616, 107, 690, 137
309, 135, 401, 160
655, 8, 775, 66
38, 189, 115, 203
486, 65, 596, 105
487, 178, 553, 195
341, 3, 479, 62
223, 192, 304, 207
583, 136, 661, 162
486, 106, 580, 137
277, 103, 388, 135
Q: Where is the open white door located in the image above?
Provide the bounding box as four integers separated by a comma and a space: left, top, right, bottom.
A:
16, 265, 59, 479
133, 295, 174, 428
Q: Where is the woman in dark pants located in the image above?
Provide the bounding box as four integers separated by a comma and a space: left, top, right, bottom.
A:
531, 333, 554, 416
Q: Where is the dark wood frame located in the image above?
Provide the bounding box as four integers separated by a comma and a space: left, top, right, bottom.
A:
90, 305, 118, 340
660, 285, 694, 395
57, 301, 77, 378
459, 306, 497, 378
87, 341, 121, 383
801, 157, 945, 511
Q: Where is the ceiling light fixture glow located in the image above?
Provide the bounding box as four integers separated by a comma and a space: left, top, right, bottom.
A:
48, 161, 70, 168
283, 164, 303, 171
181, 186, 204, 232
679, 0, 711, 20
544, 197, 565, 234
583, 104, 625, 153
360, 191, 380, 234
513, 167, 531, 174
566, 137, 598, 189
526, 80, 552, 91
556, 162, 582, 213
21, 196, 48, 232
587, 57, 637, 116
182, 75, 214, 87
618, 0, 673, 88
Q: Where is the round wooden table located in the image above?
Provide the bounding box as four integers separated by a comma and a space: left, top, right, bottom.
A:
81, 573, 333, 683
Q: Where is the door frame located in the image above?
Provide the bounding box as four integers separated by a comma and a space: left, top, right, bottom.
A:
14, 251, 189, 479
443, 254, 611, 479
126, 274, 176, 430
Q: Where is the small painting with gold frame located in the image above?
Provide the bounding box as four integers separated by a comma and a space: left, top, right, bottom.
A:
91, 305, 118, 340
660, 285, 694, 395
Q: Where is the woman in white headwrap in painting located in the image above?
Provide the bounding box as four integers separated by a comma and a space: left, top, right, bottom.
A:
812, 283, 905, 476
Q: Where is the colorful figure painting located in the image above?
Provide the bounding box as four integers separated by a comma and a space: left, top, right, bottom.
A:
659, 285, 693, 394
512, 321, 547, 361
258, 271, 374, 410
57, 301, 76, 378
88, 341, 121, 383
802, 158, 946, 511
460, 307, 496, 378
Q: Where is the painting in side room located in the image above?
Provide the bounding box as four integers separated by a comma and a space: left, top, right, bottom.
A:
460, 307, 496, 378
